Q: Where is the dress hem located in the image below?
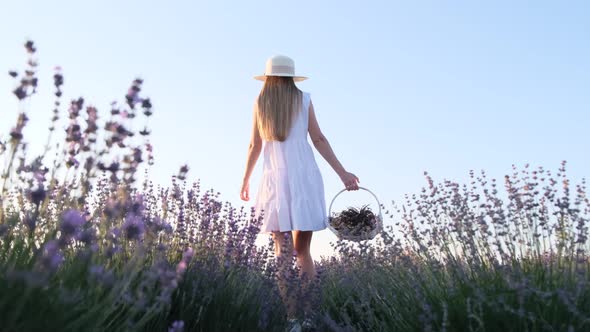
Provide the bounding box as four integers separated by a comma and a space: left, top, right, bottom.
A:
258, 225, 328, 234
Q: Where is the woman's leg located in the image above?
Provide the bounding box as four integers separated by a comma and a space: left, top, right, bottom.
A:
292, 230, 317, 317
292, 230, 315, 280
272, 231, 297, 319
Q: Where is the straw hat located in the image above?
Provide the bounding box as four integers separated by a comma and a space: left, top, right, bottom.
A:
254, 55, 308, 82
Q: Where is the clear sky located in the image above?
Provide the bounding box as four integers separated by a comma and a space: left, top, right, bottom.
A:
1, 0, 589, 260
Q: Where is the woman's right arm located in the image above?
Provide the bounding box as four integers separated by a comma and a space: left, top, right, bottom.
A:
308, 100, 360, 190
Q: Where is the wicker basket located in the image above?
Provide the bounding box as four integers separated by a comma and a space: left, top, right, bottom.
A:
327, 187, 383, 241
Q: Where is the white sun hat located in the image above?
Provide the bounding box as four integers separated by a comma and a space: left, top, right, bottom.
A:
254, 55, 308, 82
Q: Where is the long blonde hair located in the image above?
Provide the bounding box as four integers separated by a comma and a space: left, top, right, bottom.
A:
256, 76, 302, 142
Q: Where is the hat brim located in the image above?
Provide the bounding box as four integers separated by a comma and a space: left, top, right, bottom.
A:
254, 74, 308, 82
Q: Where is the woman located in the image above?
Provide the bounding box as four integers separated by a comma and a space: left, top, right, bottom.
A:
240, 55, 359, 331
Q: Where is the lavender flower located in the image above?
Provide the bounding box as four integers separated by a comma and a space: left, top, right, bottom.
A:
26, 185, 46, 205
76, 227, 96, 245
126, 78, 143, 109
103, 197, 124, 218
23, 213, 37, 232
168, 320, 184, 332
24, 40, 36, 53
60, 209, 85, 237
88, 265, 115, 287
130, 193, 145, 215
122, 213, 145, 241
148, 216, 169, 234
178, 165, 189, 181
38, 240, 64, 272
108, 227, 122, 241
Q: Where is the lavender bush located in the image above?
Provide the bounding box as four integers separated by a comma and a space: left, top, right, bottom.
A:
321, 163, 589, 331
1, 41, 588, 332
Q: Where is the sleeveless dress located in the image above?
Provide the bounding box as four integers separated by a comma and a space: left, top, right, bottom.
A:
254, 92, 328, 234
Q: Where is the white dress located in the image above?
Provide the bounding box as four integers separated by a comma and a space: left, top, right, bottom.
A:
254, 91, 328, 234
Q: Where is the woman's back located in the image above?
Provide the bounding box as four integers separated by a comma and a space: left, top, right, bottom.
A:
254, 91, 328, 233
260, 92, 312, 168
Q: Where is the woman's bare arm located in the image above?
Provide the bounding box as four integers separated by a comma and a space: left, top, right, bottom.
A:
308, 100, 359, 190
243, 105, 263, 181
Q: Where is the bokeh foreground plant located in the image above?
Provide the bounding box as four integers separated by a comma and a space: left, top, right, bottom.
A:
1, 41, 588, 332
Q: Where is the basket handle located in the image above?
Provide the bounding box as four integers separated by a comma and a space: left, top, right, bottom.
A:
328, 186, 382, 219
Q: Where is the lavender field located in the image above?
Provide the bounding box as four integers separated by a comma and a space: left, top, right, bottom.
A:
1, 41, 589, 332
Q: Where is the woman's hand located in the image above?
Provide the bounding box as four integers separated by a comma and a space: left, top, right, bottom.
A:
339, 171, 360, 191
240, 180, 250, 201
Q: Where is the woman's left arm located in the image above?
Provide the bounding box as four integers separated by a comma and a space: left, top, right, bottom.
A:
240, 105, 263, 201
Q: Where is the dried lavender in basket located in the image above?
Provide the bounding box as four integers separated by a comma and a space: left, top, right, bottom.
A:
329, 204, 378, 238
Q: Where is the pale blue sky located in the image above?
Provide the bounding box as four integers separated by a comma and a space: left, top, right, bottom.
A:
1, 1, 589, 259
